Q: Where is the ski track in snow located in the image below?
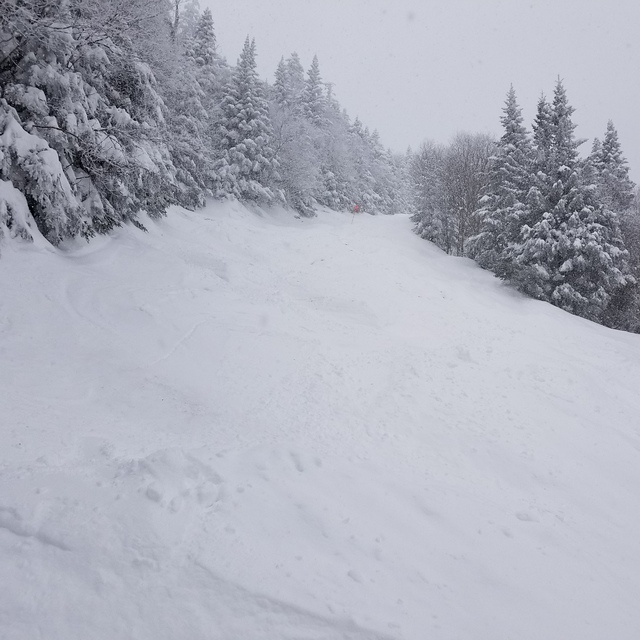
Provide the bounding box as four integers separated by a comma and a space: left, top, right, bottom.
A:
1, 201, 640, 639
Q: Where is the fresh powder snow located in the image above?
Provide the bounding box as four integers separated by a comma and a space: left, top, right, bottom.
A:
1, 202, 640, 639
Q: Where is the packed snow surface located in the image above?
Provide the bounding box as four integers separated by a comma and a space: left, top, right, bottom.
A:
2, 202, 640, 640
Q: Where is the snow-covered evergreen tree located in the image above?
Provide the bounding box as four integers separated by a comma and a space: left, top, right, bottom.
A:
388, 150, 415, 216
156, 5, 216, 208
0, 175, 38, 253
511, 80, 632, 321
270, 108, 318, 216
532, 94, 555, 170
0, 0, 178, 244
191, 8, 217, 65
589, 121, 636, 213
410, 142, 453, 252
273, 59, 290, 108
270, 54, 320, 215
176, 0, 202, 46
273, 53, 305, 113
348, 126, 398, 215
585, 121, 639, 329
303, 55, 327, 127
163, 4, 230, 206
216, 37, 278, 203
270, 50, 398, 217
286, 53, 306, 111
623, 189, 640, 287
161, 63, 211, 208
0, 101, 86, 243
315, 105, 357, 211
439, 133, 494, 256
468, 87, 533, 277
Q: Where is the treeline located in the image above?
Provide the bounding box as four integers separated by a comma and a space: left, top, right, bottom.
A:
0, 0, 407, 249
410, 82, 640, 332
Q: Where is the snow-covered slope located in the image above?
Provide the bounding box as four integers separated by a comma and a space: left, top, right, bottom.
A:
1, 201, 640, 640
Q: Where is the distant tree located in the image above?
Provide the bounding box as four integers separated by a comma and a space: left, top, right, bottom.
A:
189, 8, 217, 64
270, 108, 318, 215
176, 0, 201, 45
269, 50, 399, 217
315, 104, 358, 210
349, 122, 379, 213
287, 53, 306, 110
531, 94, 554, 175
303, 55, 327, 127
586, 121, 639, 329
622, 193, 640, 329
623, 188, 640, 276
270, 54, 319, 215
273, 52, 306, 113
273, 58, 290, 107
410, 141, 451, 251
589, 120, 636, 213
440, 132, 494, 256
387, 150, 415, 216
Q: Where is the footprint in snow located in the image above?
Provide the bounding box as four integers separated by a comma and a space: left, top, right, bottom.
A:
121, 450, 225, 513
290, 451, 304, 473
515, 511, 539, 522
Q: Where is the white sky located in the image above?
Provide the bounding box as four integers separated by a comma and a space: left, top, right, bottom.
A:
203, 0, 640, 180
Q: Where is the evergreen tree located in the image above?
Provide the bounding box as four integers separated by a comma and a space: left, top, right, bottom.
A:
176, 0, 202, 46
270, 56, 319, 215
587, 121, 639, 329
590, 120, 636, 213
303, 55, 326, 127
0, 0, 178, 244
315, 106, 357, 210
286, 53, 306, 110
531, 94, 554, 177
0, 101, 86, 243
622, 189, 640, 300
468, 86, 533, 276
192, 8, 217, 65
410, 142, 453, 252
216, 37, 278, 203
273, 58, 290, 108
183, 4, 228, 195
273, 53, 306, 112
349, 121, 377, 212
269, 51, 398, 217
349, 126, 398, 215
270, 108, 318, 216
161, 58, 212, 208
388, 150, 415, 217
159, 5, 223, 208
511, 80, 632, 321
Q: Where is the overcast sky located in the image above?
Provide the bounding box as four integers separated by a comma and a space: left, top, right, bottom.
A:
202, 0, 640, 180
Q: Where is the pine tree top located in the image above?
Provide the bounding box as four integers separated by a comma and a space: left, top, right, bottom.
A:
533, 94, 553, 154
500, 86, 529, 149
551, 79, 581, 169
